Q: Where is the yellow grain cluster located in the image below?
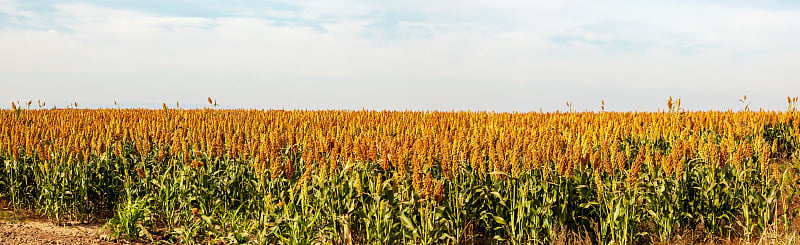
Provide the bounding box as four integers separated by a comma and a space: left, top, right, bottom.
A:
1, 108, 798, 185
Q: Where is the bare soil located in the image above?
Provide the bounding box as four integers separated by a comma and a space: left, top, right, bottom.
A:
0, 201, 116, 245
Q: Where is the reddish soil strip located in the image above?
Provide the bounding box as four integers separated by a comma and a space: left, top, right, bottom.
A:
0, 203, 116, 245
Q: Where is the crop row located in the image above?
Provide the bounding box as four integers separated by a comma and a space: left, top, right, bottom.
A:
1, 107, 799, 244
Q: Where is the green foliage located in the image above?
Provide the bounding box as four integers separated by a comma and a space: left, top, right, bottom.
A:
106, 196, 154, 241
1, 135, 800, 244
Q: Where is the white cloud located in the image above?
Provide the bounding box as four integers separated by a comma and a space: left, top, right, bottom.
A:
0, 1, 798, 111
0, 0, 36, 18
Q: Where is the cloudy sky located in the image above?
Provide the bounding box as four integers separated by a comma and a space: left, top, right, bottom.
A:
1, 0, 798, 112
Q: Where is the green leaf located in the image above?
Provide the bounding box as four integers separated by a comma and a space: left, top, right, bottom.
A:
490, 191, 503, 200
493, 215, 507, 226
399, 215, 416, 232
201, 215, 214, 225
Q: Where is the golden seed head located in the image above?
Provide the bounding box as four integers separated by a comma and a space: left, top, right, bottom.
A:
433, 180, 444, 204
422, 172, 433, 199
594, 171, 605, 200
190, 159, 203, 169
270, 156, 283, 180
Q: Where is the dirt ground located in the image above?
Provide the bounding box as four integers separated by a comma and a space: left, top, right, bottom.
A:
0, 202, 116, 245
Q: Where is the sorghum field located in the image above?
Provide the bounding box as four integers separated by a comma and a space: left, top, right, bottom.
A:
2, 99, 800, 244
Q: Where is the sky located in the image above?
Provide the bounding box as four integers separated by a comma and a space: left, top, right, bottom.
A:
1, 0, 799, 112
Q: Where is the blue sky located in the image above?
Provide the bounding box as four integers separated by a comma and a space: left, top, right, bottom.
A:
1, 0, 799, 111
